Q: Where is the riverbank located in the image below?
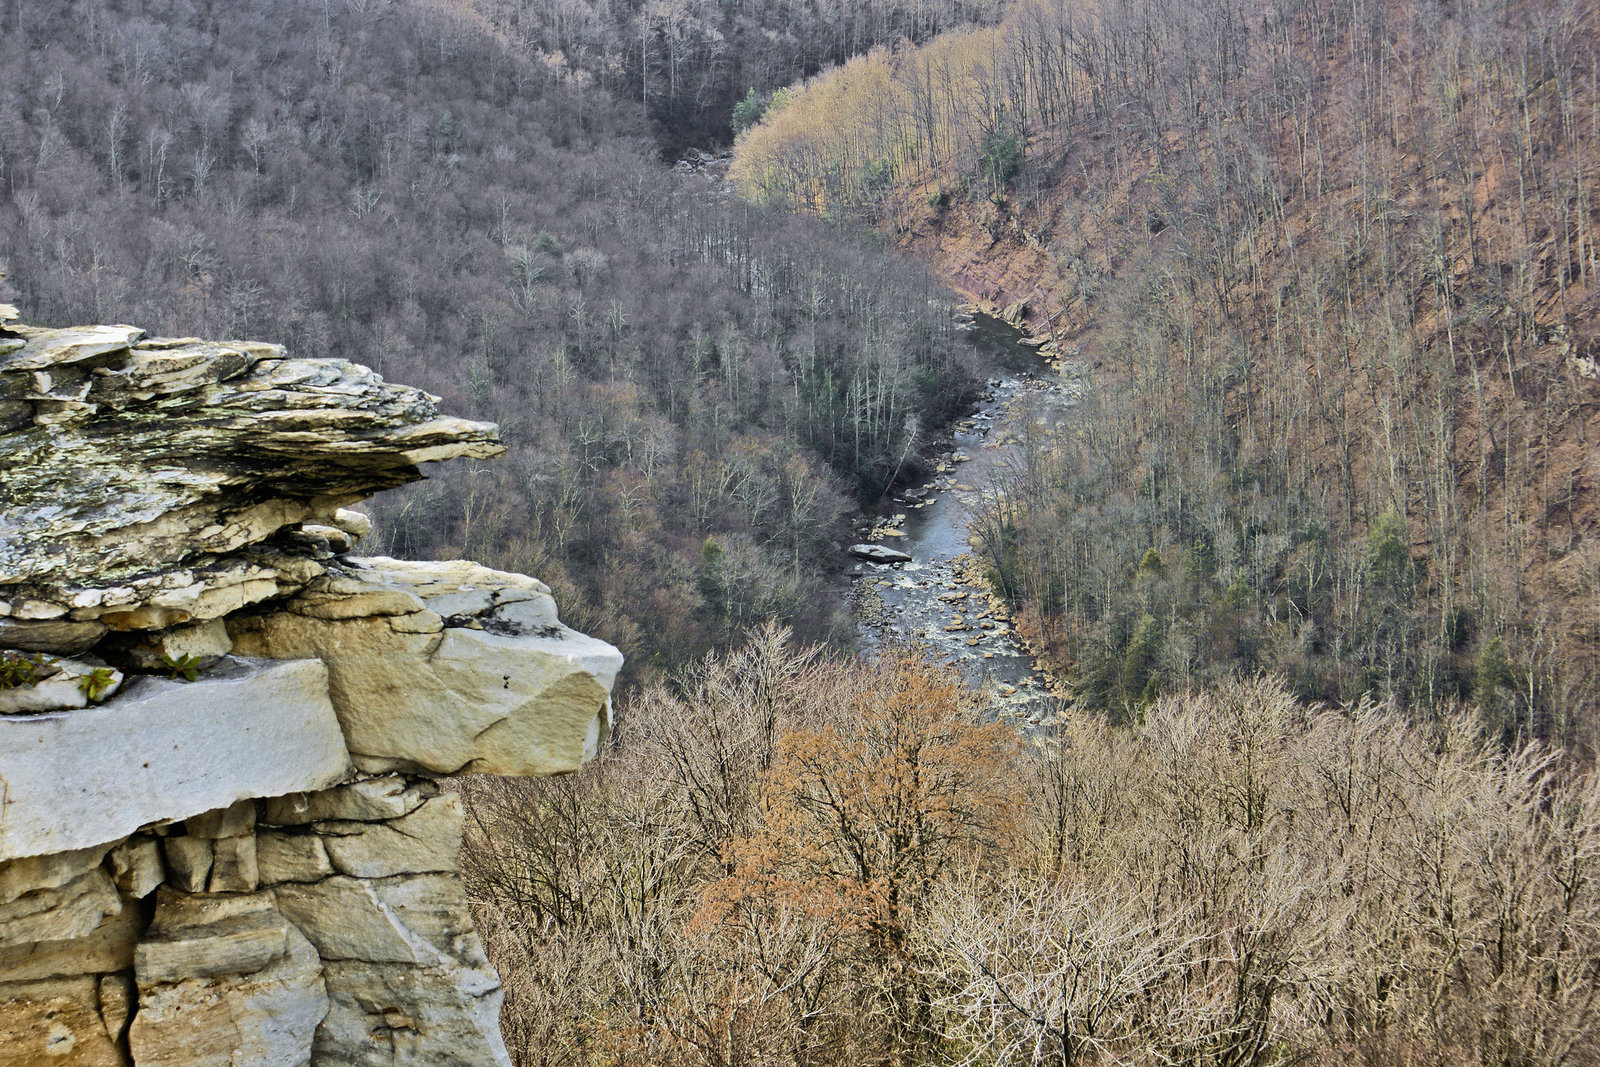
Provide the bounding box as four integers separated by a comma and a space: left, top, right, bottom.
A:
846, 312, 1086, 721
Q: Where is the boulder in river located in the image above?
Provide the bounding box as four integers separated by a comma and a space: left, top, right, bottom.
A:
849, 544, 912, 565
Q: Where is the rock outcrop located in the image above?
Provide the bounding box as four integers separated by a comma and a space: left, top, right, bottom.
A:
229, 557, 619, 776
0, 314, 621, 1065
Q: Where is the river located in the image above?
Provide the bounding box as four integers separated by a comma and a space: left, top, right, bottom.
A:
847, 313, 1085, 722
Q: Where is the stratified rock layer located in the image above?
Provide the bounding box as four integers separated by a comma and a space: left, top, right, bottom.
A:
0, 316, 621, 1066
0, 322, 503, 623
230, 558, 621, 776
0, 659, 351, 862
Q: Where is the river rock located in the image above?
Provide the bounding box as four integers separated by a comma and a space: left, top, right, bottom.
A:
849, 544, 912, 564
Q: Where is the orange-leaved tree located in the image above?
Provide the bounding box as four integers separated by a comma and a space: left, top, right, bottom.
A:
705, 652, 1023, 1063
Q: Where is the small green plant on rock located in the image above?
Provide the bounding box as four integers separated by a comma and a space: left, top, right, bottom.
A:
159, 653, 202, 682
0, 651, 55, 688
75, 667, 118, 702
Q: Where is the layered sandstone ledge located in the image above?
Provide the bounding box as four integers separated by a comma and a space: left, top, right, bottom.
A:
0, 309, 621, 1066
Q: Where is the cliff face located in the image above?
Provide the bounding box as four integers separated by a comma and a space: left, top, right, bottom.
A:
0, 307, 622, 1066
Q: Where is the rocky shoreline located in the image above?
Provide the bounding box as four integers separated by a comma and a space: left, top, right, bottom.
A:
844, 319, 1087, 723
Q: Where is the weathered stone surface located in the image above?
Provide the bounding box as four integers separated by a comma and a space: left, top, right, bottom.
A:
0, 317, 622, 1062
0, 868, 122, 949
0, 907, 139, 981
298, 524, 354, 553
256, 832, 335, 885
163, 838, 214, 895
209, 835, 261, 894
103, 618, 233, 671
230, 559, 621, 776
187, 799, 256, 840
262, 776, 436, 827
108, 837, 164, 898
135, 890, 291, 983
371, 558, 558, 629
99, 974, 134, 1047
0, 844, 113, 907
283, 843, 512, 1066
0, 655, 122, 715
275, 873, 483, 968
57, 547, 326, 630
0, 324, 503, 616
316, 959, 511, 1067
132, 909, 327, 1067
318, 793, 461, 880
0, 658, 351, 861
331, 508, 372, 539
0, 977, 126, 1067
0, 618, 106, 654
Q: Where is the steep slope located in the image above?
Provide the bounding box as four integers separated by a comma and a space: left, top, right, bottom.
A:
0, 0, 978, 682
733, 0, 1600, 740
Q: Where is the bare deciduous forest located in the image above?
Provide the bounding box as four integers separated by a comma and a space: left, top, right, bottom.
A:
734, 0, 1600, 748
6, 0, 1600, 1063
0, 0, 979, 683
468, 627, 1600, 1066
475, 0, 1012, 151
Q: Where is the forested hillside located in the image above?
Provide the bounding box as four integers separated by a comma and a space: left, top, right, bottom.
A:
734, 0, 1600, 745
0, 0, 978, 680
468, 0, 1005, 150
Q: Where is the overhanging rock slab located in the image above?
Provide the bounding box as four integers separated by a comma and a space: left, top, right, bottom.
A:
229, 558, 623, 776
0, 658, 351, 861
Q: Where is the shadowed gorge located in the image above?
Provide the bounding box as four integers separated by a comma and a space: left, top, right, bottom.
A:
732, 0, 1600, 744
